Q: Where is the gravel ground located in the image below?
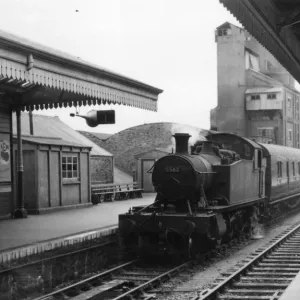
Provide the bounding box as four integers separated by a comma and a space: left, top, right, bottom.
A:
150, 212, 300, 300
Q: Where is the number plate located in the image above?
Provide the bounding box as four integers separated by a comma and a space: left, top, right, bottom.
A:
164, 166, 180, 173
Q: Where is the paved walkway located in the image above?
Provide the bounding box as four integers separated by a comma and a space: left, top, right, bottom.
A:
0, 194, 155, 252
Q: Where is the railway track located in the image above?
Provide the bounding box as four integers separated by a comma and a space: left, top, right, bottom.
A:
3, 206, 300, 300
33, 259, 193, 300
31, 231, 254, 300
0, 239, 117, 300
193, 222, 300, 300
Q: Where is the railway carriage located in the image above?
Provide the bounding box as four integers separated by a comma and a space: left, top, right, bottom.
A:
260, 143, 300, 208
119, 132, 300, 258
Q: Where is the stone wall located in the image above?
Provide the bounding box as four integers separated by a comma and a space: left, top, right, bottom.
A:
95, 122, 208, 175
90, 156, 113, 183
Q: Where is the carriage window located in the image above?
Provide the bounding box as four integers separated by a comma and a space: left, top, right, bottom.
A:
292, 162, 296, 176
277, 161, 282, 178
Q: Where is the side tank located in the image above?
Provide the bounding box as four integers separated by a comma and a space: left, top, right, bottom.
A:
152, 133, 221, 201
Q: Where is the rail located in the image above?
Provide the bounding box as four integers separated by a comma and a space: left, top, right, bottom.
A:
193, 222, 300, 300
32, 258, 193, 300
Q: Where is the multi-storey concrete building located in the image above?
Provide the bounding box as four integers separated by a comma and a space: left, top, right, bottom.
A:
211, 22, 300, 148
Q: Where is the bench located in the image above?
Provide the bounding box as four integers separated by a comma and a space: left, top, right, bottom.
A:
91, 182, 143, 205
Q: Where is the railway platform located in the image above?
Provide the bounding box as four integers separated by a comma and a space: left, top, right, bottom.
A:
0, 194, 155, 264
279, 271, 300, 300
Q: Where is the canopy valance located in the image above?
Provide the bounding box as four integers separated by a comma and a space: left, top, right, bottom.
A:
0, 29, 163, 111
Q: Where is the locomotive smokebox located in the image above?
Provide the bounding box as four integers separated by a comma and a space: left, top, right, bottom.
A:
173, 133, 191, 154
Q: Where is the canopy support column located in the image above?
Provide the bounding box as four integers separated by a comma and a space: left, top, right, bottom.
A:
14, 106, 27, 218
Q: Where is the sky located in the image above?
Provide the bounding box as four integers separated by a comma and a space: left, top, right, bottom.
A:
1, 0, 241, 134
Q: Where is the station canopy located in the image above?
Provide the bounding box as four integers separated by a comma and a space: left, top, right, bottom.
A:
220, 0, 300, 85
0, 30, 163, 112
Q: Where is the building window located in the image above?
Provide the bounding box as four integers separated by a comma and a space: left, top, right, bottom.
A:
218, 28, 231, 37
62, 155, 79, 179
298, 162, 300, 175
287, 97, 292, 110
251, 94, 260, 100
267, 93, 276, 99
277, 161, 282, 178
265, 60, 273, 71
258, 128, 273, 139
288, 130, 292, 142
245, 50, 260, 72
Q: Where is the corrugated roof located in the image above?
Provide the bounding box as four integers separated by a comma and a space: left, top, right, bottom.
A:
245, 87, 283, 94
15, 136, 91, 148
12, 113, 112, 157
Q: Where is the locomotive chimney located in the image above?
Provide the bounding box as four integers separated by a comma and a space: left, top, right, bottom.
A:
173, 133, 191, 154
201, 141, 215, 155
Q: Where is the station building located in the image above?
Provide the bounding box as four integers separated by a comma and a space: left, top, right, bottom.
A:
9, 113, 132, 214
0, 29, 162, 219
211, 22, 300, 147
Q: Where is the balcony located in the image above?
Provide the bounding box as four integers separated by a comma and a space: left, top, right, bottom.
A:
245, 87, 283, 111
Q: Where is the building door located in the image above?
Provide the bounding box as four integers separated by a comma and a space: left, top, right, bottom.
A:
142, 159, 155, 192
21, 150, 36, 210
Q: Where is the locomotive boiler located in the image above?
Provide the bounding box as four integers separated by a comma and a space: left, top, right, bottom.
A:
119, 133, 267, 258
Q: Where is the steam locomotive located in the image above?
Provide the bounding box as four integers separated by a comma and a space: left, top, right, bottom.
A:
119, 132, 300, 258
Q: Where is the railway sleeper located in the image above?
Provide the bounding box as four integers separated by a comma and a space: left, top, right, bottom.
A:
218, 296, 280, 300
258, 262, 300, 267
247, 271, 298, 277
272, 250, 300, 254
232, 282, 287, 288
277, 246, 300, 249
286, 242, 300, 246
281, 244, 300, 246
263, 258, 300, 262
252, 267, 299, 272
239, 276, 292, 282
114, 275, 153, 281
268, 254, 300, 257
121, 271, 159, 277
224, 288, 282, 295
283, 241, 300, 244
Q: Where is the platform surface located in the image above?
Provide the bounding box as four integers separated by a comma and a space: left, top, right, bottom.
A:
279, 271, 300, 300
0, 194, 155, 253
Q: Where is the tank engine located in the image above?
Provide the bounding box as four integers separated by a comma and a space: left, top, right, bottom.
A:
119, 133, 266, 258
